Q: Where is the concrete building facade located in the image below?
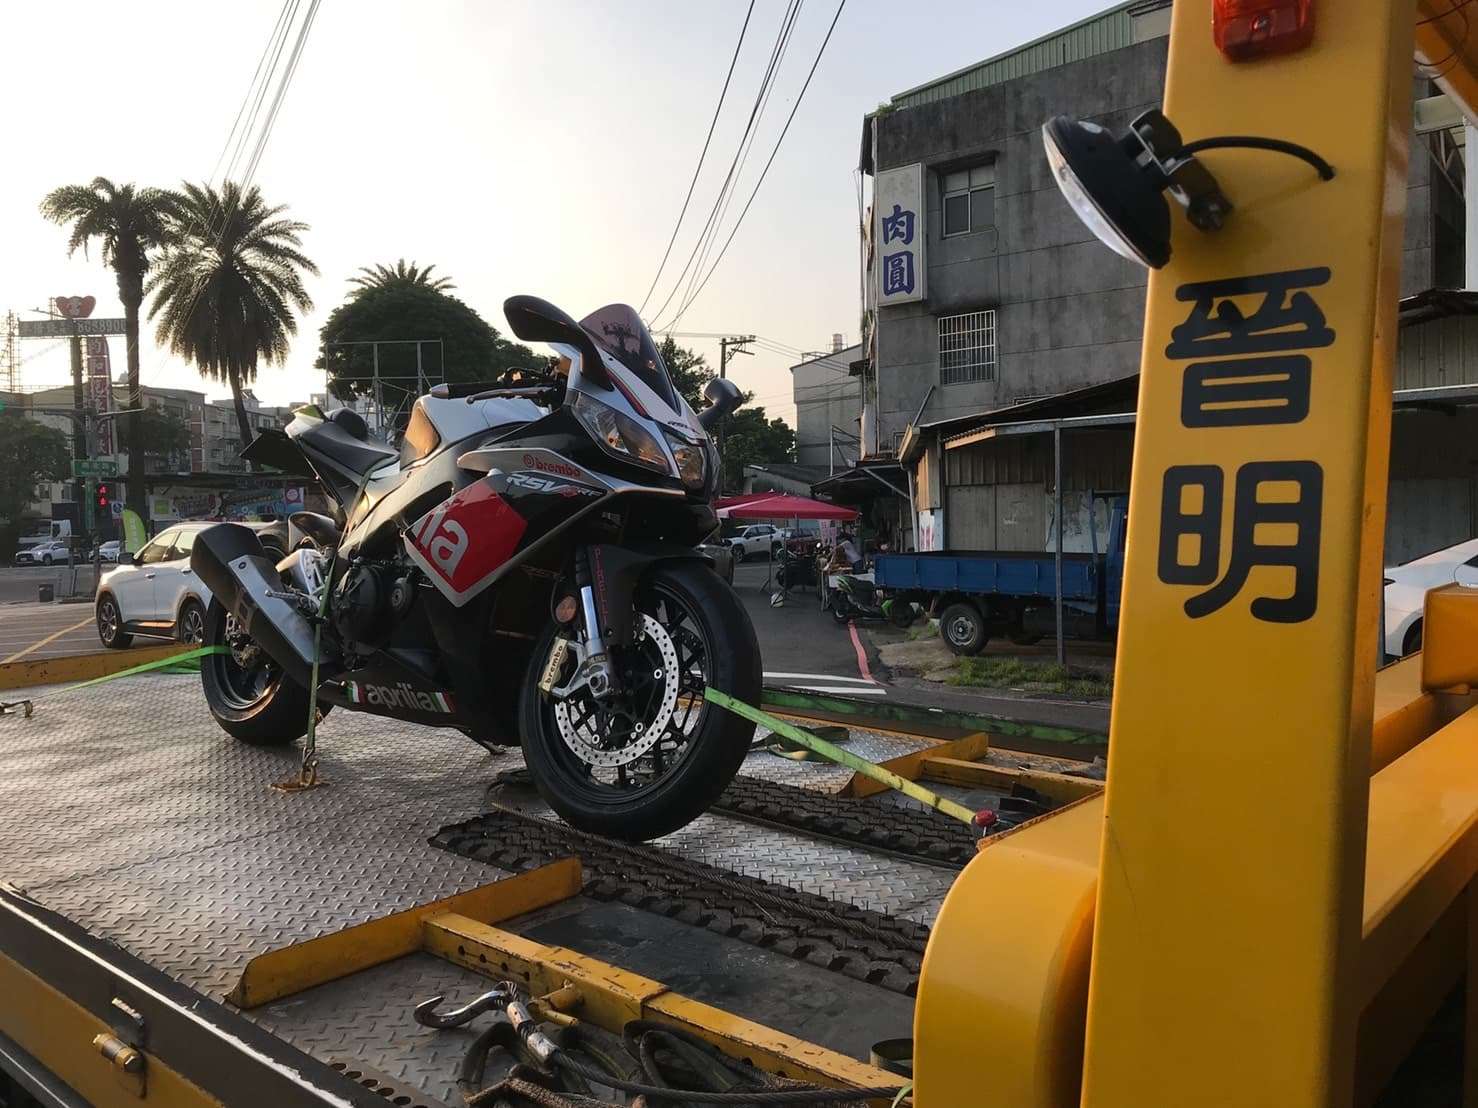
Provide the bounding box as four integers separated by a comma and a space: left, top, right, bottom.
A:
861, 0, 1478, 563
789, 342, 863, 469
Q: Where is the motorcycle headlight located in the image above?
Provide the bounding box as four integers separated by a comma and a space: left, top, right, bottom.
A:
572, 392, 671, 473
663, 428, 707, 490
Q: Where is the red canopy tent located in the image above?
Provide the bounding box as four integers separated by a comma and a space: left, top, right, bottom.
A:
714, 493, 857, 521
715, 494, 857, 592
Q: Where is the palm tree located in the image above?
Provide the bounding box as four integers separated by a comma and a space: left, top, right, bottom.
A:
348, 258, 454, 297
148, 181, 317, 452
40, 178, 179, 517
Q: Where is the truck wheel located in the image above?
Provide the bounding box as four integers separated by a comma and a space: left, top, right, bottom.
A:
941, 602, 987, 656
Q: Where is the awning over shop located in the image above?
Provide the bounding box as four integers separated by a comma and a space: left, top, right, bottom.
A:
809, 461, 908, 505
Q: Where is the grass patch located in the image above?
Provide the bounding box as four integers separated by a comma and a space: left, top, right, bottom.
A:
905, 619, 939, 642
948, 656, 1113, 699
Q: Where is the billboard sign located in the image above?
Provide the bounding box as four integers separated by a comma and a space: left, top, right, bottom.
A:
85, 335, 114, 454
875, 163, 926, 306
17, 317, 126, 338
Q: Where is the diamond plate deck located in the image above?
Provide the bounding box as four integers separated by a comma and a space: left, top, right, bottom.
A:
0, 672, 955, 1100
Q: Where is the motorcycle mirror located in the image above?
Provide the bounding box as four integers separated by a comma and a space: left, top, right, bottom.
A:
698, 378, 743, 431
503, 296, 610, 388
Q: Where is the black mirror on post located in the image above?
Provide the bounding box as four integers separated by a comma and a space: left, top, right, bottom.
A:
503, 295, 609, 388
698, 378, 743, 431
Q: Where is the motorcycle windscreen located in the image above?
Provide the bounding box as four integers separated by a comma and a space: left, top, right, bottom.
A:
579, 304, 677, 410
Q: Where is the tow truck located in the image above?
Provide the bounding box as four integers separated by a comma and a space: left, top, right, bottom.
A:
4, 2, 1478, 1106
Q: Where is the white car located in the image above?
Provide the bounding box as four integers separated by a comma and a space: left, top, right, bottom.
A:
95, 521, 287, 648
1383, 537, 1478, 658
14, 540, 70, 566
727, 524, 783, 561
95, 540, 121, 563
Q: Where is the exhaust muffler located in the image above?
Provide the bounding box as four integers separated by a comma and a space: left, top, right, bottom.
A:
190, 524, 325, 686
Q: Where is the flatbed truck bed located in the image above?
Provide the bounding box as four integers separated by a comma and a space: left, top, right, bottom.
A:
0, 655, 1101, 1107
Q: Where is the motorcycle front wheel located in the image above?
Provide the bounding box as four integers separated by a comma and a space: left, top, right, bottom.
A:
519, 560, 761, 842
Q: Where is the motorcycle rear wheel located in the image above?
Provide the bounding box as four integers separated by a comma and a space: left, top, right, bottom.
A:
201, 599, 327, 746
519, 560, 761, 842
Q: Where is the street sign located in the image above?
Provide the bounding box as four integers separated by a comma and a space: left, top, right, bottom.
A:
17, 318, 126, 338
72, 458, 118, 477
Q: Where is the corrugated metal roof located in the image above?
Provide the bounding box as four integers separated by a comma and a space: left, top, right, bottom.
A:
889, 1, 1144, 109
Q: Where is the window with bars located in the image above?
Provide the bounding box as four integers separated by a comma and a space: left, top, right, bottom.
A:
938, 309, 997, 385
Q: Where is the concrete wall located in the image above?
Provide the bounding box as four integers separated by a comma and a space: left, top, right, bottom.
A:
791, 344, 863, 467
871, 48, 1451, 448
871, 37, 1168, 446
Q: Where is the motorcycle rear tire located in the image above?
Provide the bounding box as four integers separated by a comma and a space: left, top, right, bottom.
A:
519, 561, 761, 842
201, 599, 328, 747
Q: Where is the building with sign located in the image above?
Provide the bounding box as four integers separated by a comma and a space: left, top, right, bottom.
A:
857, 0, 1478, 564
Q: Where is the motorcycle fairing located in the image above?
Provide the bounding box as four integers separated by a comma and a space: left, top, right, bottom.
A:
402, 478, 530, 605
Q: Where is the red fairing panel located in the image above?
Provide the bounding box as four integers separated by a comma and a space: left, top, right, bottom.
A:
403, 478, 528, 606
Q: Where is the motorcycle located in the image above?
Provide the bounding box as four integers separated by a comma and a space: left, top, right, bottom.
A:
768, 542, 820, 607
190, 297, 761, 842
830, 573, 917, 628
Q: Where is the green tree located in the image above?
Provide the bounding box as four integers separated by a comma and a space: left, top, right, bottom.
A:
348, 259, 455, 297
317, 282, 542, 413
719, 405, 795, 492
115, 406, 191, 472
0, 412, 71, 527
657, 336, 716, 410
147, 181, 317, 452
40, 177, 180, 517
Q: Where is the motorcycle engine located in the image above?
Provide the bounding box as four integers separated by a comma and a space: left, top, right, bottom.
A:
332, 561, 413, 648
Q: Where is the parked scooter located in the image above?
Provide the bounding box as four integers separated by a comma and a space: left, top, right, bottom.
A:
830, 573, 917, 627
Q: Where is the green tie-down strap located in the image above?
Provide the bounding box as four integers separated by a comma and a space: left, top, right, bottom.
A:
0, 645, 230, 718
61, 644, 230, 690
703, 685, 983, 829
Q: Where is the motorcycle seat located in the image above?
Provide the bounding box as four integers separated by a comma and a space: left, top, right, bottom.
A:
302, 410, 398, 475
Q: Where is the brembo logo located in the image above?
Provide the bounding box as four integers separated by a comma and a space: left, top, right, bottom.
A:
345, 680, 454, 713
523, 453, 581, 478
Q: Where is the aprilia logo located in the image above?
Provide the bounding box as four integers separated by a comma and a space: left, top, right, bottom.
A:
410, 504, 470, 577
345, 680, 455, 713
404, 479, 529, 605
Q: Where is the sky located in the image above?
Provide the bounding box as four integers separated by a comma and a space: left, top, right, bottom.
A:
0, 0, 1111, 428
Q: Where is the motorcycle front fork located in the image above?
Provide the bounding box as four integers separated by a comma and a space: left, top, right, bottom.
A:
574, 547, 617, 699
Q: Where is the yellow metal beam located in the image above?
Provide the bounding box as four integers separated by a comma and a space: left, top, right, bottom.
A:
423, 912, 907, 1099
1359, 703, 1478, 1009
229, 859, 582, 1008
0, 643, 189, 691
919, 756, 1102, 805
1080, 3, 1415, 1104
0, 947, 222, 1108
842, 731, 990, 798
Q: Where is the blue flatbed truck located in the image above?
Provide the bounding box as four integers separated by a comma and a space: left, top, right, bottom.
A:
874, 493, 1128, 655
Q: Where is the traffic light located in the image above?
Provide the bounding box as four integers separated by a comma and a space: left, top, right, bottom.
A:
96, 483, 109, 511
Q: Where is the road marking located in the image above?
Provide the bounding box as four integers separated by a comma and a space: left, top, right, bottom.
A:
847, 621, 874, 682
763, 671, 876, 684
791, 684, 889, 696
2, 615, 95, 663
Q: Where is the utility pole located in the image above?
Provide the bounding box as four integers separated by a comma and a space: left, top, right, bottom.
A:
717, 335, 753, 491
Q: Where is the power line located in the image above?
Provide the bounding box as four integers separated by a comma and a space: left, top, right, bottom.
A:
637, 0, 756, 316
662, 0, 848, 330
676, 0, 804, 320
645, 0, 804, 330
